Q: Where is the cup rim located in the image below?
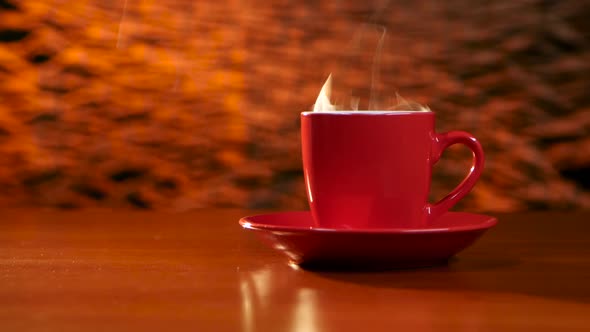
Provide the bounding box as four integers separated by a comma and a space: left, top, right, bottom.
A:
301, 110, 433, 115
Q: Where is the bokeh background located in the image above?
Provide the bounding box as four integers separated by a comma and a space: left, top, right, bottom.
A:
0, 0, 588, 212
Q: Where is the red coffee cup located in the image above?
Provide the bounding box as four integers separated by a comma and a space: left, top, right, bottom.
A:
301, 111, 484, 229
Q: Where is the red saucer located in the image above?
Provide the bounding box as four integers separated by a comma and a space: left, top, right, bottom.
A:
239, 211, 497, 269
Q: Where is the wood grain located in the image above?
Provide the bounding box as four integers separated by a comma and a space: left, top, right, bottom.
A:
0, 209, 589, 331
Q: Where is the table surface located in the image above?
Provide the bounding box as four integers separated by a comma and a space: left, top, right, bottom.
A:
0, 209, 588, 331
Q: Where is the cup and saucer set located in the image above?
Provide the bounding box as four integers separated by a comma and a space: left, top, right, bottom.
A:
240, 111, 497, 269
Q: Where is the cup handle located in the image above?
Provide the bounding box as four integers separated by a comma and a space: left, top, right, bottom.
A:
426, 131, 485, 221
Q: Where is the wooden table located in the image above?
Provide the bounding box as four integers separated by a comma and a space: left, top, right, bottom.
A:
0, 209, 588, 331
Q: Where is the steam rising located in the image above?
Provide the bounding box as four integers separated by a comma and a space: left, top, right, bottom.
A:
313, 74, 430, 112
312, 24, 429, 112
313, 74, 336, 112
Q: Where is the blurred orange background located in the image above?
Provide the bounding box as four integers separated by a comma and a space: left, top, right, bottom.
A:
0, 0, 588, 212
